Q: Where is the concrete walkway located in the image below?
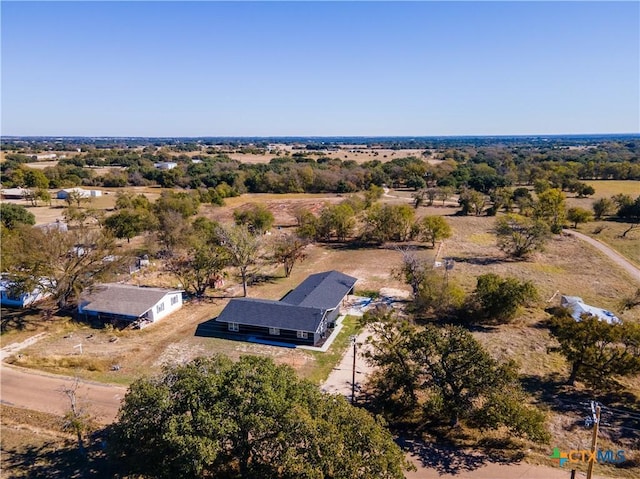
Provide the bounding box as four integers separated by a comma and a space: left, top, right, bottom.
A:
0, 332, 48, 360
321, 325, 375, 398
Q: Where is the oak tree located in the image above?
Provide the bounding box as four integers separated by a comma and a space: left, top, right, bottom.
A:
495, 214, 550, 259
110, 355, 411, 479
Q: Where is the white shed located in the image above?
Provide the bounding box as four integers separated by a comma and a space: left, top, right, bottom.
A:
57, 188, 102, 199
560, 295, 621, 324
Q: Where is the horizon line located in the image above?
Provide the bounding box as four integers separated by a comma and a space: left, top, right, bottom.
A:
3, 132, 639, 140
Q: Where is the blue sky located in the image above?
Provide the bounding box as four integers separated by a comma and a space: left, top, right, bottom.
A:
2, 1, 639, 136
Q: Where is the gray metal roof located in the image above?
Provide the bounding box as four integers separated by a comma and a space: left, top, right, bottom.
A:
79, 283, 182, 318
280, 270, 357, 310
215, 298, 325, 332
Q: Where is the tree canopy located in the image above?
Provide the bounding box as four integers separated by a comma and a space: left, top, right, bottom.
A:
495, 214, 550, 259
1, 225, 123, 307
471, 273, 537, 323
550, 314, 640, 388
361, 309, 549, 442
110, 355, 411, 479
233, 203, 275, 234
0, 203, 35, 229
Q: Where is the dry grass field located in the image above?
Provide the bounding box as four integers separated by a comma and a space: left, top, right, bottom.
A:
564, 181, 639, 266
2, 183, 639, 477
0, 405, 114, 479
226, 145, 430, 163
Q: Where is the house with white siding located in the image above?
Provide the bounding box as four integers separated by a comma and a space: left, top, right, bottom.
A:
79, 284, 183, 327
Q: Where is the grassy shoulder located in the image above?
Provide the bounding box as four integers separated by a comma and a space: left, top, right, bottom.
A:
573, 220, 640, 268
301, 315, 362, 385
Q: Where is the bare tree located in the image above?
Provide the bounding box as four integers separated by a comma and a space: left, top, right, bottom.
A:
394, 248, 431, 300
216, 224, 261, 297
62, 377, 92, 455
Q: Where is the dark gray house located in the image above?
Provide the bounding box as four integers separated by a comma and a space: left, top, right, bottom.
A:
215, 271, 357, 346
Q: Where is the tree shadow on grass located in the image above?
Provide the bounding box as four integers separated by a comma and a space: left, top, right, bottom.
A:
447, 255, 506, 266
521, 373, 640, 420
397, 435, 524, 475
2, 434, 117, 479
521, 374, 592, 412
246, 273, 279, 286
1, 307, 41, 334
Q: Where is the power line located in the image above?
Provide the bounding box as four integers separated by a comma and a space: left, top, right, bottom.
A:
599, 405, 640, 420
599, 424, 640, 433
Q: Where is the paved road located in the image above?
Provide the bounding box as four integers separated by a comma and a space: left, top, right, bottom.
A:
1, 364, 126, 424
404, 460, 612, 479
564, 229, 640, 284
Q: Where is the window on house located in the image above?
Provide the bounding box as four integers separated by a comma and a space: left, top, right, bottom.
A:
269, 327, 280, 336
296, 330, 308, 339
228, 322, 239, 332
170, 295, 179, 305
156, 302, 165, 313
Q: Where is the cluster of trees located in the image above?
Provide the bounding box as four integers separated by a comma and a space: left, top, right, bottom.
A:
393, 251, 536, 324
3, 137, 637, 197
1, 223, 124, 308
361, 307, 549, 442
592, 194, 640, 237
106, 191, 313, 296
295, 194, 452, 247
549, 312, 640, 388
488, 187, 569, 259
0, 203, 35, 229
110, 355, 411, 478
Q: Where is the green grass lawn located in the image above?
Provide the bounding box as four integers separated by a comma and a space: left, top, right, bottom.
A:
302, 315, 362, 385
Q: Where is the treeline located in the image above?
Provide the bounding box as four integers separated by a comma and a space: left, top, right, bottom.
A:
1, 140, 638, 194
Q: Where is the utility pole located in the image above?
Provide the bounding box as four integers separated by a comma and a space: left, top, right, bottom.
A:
586, 401, 601, 479
350, 335, 357, 404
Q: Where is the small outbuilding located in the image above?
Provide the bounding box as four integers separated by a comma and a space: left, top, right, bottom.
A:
215, 270, 357, 346
56, 188, 102, 199
79, 284, 183, 327
153, 162, 178, 170
561, 295, 621, 324
1, 188, 30, 200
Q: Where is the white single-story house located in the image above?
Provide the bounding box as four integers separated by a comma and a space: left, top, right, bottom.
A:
561, 295, 621, 324
153, 162, 178, 170
0, 279, 51, 308
79, 284, 183, 327
56, 188, 102, 200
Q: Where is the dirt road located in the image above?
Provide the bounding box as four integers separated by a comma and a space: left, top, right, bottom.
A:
1, 364, 126, 424
564, 229, 640, 283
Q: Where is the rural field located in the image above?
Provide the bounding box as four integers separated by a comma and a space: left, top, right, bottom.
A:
2, 181, 639, 478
